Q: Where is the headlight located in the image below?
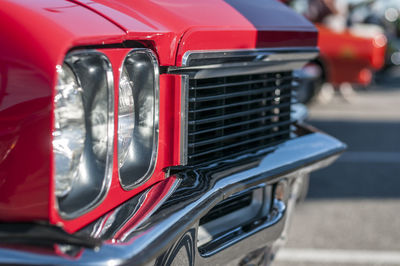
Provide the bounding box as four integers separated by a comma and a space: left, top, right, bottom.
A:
53, 51, 114, 218
53, 64, 85, 197
118, 67, 135, 168
118, 49, 159, 189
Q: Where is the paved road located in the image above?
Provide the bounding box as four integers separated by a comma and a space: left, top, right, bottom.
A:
273, 67, 400, 266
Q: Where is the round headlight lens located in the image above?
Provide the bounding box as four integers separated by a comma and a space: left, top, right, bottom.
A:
118, 67, 135, 167
53, 64, 85, 197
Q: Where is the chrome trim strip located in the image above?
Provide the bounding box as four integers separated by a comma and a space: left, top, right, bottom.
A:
181, 47, 319, 65
1, 129, 346, 265
118, 48, 160, 190
181, 61, 315, 79
56, 50, 115, 220
178, 47, 318, 78
179, 47, 318, 66
180, 75, 189, 165
177, 47, 319, 165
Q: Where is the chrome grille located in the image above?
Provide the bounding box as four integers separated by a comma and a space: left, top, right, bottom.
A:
187, 72, 294, 165
168, 48, 319, 166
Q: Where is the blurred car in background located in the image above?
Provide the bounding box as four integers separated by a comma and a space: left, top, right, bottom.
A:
288, 0, 387, 103
297, 24, 386, 103
348, 0, 400, 70
318, 23, 386, 85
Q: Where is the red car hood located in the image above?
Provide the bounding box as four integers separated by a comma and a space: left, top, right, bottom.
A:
73, 0, 317, 65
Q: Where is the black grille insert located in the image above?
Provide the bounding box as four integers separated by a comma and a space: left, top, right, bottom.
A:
187, 72, 294, 165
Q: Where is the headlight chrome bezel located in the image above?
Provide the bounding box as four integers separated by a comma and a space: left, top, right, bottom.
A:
53, 50, 114, 220
118, 49, 159, 190
53, 48, 160, 220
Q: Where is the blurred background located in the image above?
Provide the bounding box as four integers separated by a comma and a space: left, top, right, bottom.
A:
275, 0, 400, 265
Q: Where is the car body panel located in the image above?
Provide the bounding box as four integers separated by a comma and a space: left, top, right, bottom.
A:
73, 0, 318, 66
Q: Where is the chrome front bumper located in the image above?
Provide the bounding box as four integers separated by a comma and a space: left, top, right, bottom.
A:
0, 125, 345, 265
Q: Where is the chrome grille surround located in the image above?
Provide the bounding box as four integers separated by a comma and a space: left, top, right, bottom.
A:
168, 48, 319, 165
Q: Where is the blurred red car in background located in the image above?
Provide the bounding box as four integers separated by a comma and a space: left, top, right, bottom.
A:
316, 24, 386, 86
287, 0, 388, 103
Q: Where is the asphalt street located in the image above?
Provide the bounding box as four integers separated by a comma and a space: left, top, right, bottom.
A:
273, 67, 400, 266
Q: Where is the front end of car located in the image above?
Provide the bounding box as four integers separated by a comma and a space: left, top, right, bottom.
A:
0, 0, 345, 265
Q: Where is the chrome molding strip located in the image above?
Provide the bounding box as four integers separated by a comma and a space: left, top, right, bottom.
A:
175, 47, 319, 166
168, 47, 319, 79
180, 47, 319, 66
180, 75, 189, 165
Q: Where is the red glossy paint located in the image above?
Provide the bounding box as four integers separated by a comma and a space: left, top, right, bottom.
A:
112, 177, 177, 241
317, 25, 386, 85
0, 0, 318, 233
73, 0, 317, 66
0, 0, 125, 222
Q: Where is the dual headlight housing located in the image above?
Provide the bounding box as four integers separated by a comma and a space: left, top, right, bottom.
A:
53, 49, 158, 218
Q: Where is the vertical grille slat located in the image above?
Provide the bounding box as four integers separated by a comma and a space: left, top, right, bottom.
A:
186, 71, 295, 165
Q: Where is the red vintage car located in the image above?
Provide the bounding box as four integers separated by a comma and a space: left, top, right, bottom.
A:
297, 24, 387, 103
0, 0, 345, 265
317, 24, 386, 85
